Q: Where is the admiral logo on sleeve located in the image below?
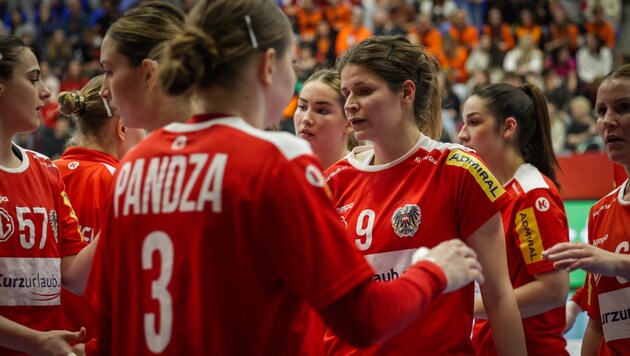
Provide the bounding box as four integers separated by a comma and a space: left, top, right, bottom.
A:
515, 207, 544, 263
445, 150, 505, 202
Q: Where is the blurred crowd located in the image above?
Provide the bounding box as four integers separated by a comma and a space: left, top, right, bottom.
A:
5, 0, 628, 158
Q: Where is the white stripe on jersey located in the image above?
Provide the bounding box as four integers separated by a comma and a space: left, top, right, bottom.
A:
164, 117, 314, 161
100, 162, 117, 175
0, 144, 32, 173
616, 180, 630, 206
512, 163, 550, 193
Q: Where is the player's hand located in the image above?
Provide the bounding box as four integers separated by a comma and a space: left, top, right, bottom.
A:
71, 342, 86, 356
30, 327, 86, 356
423, 239, 484, 293
543, 242, 619, 276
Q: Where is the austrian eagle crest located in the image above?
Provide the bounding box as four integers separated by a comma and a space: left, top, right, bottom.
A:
391, 204, 421, 238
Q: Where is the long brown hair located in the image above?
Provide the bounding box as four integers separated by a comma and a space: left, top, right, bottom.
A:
159, 0, 292, 96
106, 1, 185, 66
472, 83, 561, 187
336, 35, 443, 139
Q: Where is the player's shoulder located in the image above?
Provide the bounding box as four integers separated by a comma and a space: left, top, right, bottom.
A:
440, 144, 487, 170
590, 180, 628, 218
163, 117, 314, 161
22, 147, 58, 172
511, 163, 552, 194
424, 138, 472, 157
439, 145, 507, 201
244, 128, 314, 161
6, 147, 64, 189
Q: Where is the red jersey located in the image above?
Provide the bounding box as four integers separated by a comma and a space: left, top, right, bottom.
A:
585, 180, 630, 355
472, 163, 569, 355
0, 145, 86, 355
54, 147, 119, 340
614, 163, 628, 188
323, 135, 510, 355
55, 147, 118, 243
89, 115, 375, 355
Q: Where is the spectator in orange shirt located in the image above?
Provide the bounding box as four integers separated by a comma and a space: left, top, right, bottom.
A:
436, 33, 469, 84
514, 8, 542, 46
447, 8, 478, 53
584, 5, 616, 49
313, 20, 338, 67
280, 0, 300, 34
408, 13, 442, 56
324, 0, 351, 31
296, 0, 323, 42
335, 6, 372, 57
545, 4, 579, 53
483, 7, 514, 53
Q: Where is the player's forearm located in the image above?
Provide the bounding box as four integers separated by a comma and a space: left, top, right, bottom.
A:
483, 291, 527, 355
581, 318, 603, 356
0, 316, 47, 354
512, 271, 569, 318
613, 253, 630, 281
321, 261, 445, 348
62, 235, 99, 295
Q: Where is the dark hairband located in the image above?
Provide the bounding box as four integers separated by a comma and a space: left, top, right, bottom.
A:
386, 43, 395, 61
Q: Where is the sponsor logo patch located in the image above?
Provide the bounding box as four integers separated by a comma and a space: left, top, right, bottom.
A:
305, 164, 325, 188
535, 197, 550, 212
516, 207, 543, 263
599, 287, 630, 341
445, 150, 505, 202
171, 135, 187, 151
0, 257, 61, 306
0, 208, 14, 242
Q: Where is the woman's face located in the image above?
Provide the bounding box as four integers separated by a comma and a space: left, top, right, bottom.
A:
458, 95, 503, 163
340, 63, 405, 143
488, 8, 502, 26
596, 78, 630, 168
0, 49, 51, 136
100, 34, 150, 129
294, 79, 350, 155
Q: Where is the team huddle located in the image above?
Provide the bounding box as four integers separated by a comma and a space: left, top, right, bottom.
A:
0, 0, 629, 355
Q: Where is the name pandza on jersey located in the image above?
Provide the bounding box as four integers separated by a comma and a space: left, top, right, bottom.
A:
114, 153, 227, 217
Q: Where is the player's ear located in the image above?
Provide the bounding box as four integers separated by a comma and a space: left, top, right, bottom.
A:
401, 80, 415, 107
115, 119, 125, 141
259, 48, 276, 87
141, 59, 159, 86
503, 117, 517, 140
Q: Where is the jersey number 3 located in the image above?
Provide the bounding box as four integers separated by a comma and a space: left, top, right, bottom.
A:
142, 231, 174, 353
